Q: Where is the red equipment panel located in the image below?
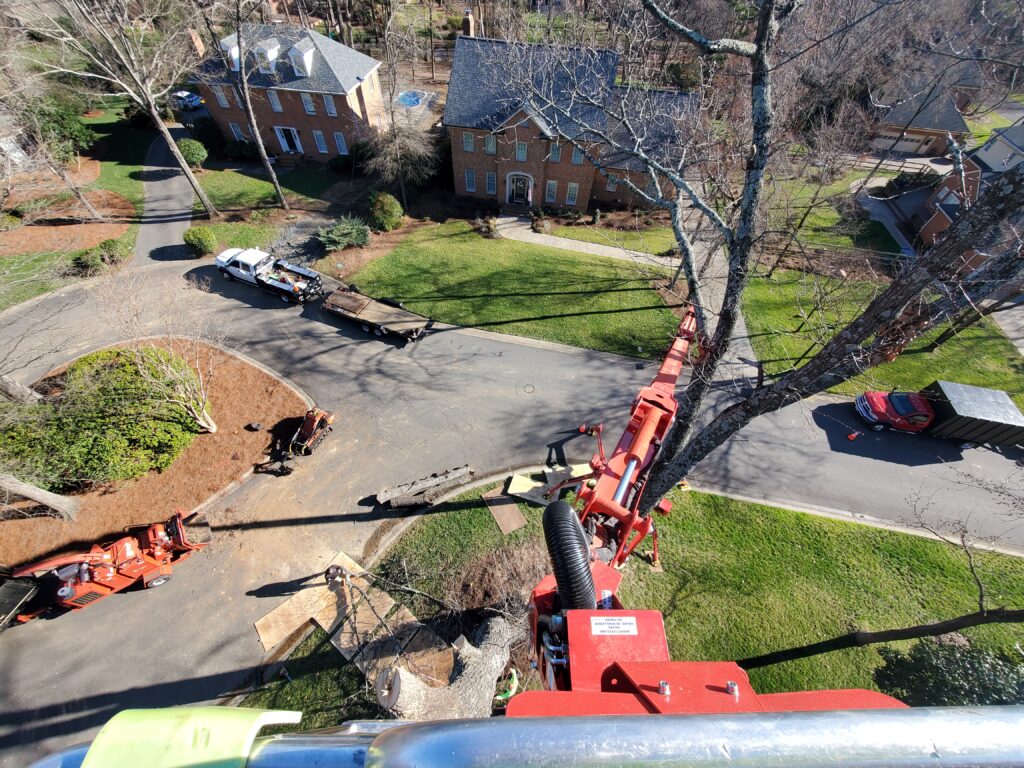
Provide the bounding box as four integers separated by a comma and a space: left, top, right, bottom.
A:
506, 690, 651, 717
615, 661, 764, 714
566, 610, 670, 692
758, 689, 907, 711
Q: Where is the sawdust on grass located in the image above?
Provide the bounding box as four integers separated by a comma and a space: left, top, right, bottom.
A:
0, 343, 306, 566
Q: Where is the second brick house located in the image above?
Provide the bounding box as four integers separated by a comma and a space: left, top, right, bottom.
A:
195, 23, 384, 162
442, 34, 694, 212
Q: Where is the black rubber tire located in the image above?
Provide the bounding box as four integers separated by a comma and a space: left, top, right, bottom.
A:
280, 294, 291, 303
146, 574, 171, 588
542, 501, 596, 610
220, 269, 232, 281
872, 424, 886, 432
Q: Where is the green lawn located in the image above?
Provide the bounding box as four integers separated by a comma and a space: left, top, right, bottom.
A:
553, 224, 677, 255
234, 486, 1024, 725
743, 269, 1024, 408
189, 221, 278, 251
352, 220, 680, 358
1, 100, 148, 311
771, 170, 901, 253
198, 165, 337, 211
965, 111, 1013, 145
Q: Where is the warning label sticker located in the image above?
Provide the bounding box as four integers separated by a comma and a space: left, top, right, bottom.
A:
590, 616, 638, 636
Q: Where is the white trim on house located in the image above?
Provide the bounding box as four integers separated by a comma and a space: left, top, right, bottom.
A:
548, 143, 561, 163
229, 122, 246, 141
463, 132, 474, 152
506, 171, 533, 205
566, 181, 579, 206
545, 179, 557, 203
334, 131, 348, 155
300, 91, 316, 114
323, 94, 337, 117
515, 141, 528, 162
273, 125, 303, 154
211, 85, 230, 109
465, 167, 476, 192
312, 129, 328, 154
267, 89, 283, 112
606, 175, 617, 192
484, 134, 496, 155
571, 145, 584, 165
486, 171, 496, 195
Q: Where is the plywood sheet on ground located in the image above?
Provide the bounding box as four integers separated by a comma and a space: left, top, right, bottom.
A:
482, 487, 527, 535
506, 473, 550, 507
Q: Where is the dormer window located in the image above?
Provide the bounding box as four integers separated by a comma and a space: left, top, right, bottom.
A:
288, 38, 315, 77
222, 41, 240, 71
254, 38, 280, 74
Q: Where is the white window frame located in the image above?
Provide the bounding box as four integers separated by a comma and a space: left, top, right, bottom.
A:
566, 182, 579, 206
312, 129, 328, 154
571, 145, 584, 165
300, 91, 316, 115
463, 132, 474, 152
465, 168, 476, 193
606, 176, 617, 192
273, 126, 303, 154
211, 85, 229, 109
549, 143, 561, 163
229, 121, 246, 141
545, 179, 557, 204
232, 86, 244, 109
515, 141, 528, 162
484, 134, 496, 155
267, 89, 283, 112
334, 131, 348, 155
323, 94, 337, 117
486, 171, 496, 195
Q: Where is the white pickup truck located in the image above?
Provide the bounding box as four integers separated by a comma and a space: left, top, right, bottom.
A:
216, 248, 323, 303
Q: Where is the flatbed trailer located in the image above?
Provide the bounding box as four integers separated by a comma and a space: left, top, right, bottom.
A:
323, 283, 430, 341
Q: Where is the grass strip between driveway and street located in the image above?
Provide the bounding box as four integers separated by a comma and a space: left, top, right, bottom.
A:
240, 487, 1024, 727
743, 269, 1024, 409
351, 220, 681, 358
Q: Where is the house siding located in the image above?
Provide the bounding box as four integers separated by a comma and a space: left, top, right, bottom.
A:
195, 72, 383, 160
871, 125, 967, 157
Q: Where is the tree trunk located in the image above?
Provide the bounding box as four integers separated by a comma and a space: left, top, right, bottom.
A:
0, 473, 79, 521
145, 100, 218, 218
0, 375, 41, 404
376, 616, 514, 719
48, 159, 104, 221
235, 5, 290, 210
738, 608, 1024, 670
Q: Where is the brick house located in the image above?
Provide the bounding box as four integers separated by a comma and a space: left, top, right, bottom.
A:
916, 120, 1024, 248
442, 34, 693, 212
194, 23, 384, 162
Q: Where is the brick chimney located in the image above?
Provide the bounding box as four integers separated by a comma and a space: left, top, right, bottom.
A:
462, 9, 474, 37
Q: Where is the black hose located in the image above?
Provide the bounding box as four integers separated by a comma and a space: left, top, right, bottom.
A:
542, 501, 597, 610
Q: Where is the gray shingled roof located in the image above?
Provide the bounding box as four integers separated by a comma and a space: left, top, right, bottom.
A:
602, 87, 697, 172
206, 23, 379, 95
443, 36, 618, 139
879, 87, 969, 134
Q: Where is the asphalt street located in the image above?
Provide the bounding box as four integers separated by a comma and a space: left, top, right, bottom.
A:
0, 136, 1021, 766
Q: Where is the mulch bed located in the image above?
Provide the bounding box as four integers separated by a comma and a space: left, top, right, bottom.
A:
0, 343, 307, 566
314, 218, 430, 282
0, 190, 133, 257
4, 157, 102, 207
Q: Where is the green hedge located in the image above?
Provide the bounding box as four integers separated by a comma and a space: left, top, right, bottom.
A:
368, 191, 403, 232
184, 227, 218, 256
316, 215, 370, 250
0, 347, 198, 490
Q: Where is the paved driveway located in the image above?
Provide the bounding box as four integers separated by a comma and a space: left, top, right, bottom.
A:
1, 138, 1021, 766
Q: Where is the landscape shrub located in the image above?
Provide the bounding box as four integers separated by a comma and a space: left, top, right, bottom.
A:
875, 640, 1024, 706
35, 95, 98, 163
368, 191, 403, 232
328, 141, 372, 176
224, 139, 259, 160
183, 227, 218, 257
0, 348, 198, 490
178, 138, 208, 169
316, 215, 370, 250
192, 117, 225, 157
70, 248, 105, 276
121, 102, 169, 130
95, 237, 133, 265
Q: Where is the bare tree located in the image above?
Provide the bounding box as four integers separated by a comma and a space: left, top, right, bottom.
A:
491, 0, 1024, 512
11, 0, 220, 217
195, 0, 290, 210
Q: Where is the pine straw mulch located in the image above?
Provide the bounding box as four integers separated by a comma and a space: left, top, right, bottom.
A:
0, 190, 134, 257
0, 343, 307, 566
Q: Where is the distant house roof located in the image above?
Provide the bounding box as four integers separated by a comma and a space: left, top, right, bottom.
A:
444, 36, 695, 171
878, 86, 969, 134
993, 121, 1024, 152
204, 23, 379, 95
443, 36, 618, 139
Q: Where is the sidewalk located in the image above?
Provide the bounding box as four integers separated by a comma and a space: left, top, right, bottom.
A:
854, 179, 917, 258
991, 296, 1024, 357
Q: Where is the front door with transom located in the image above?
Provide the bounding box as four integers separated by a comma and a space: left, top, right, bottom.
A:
509, 175, 529, 205
274, 126, 303, 154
